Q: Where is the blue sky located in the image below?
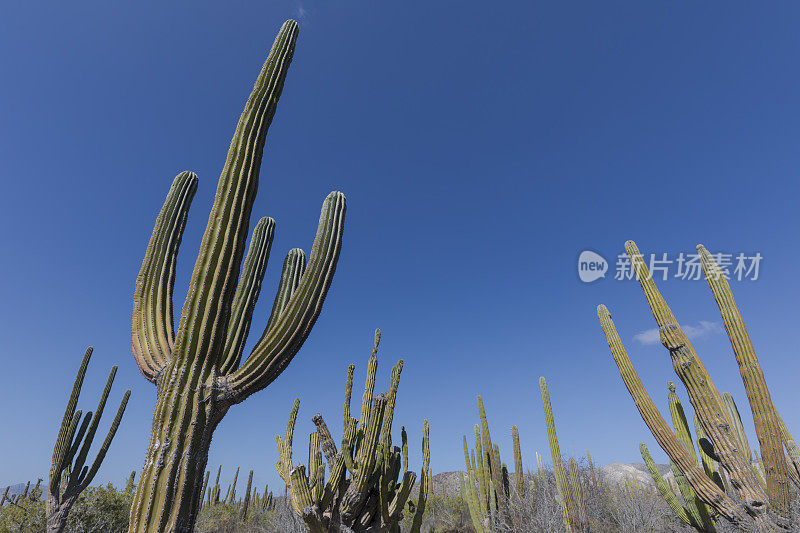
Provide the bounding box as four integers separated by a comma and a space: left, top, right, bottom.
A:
2, 1, 800, 496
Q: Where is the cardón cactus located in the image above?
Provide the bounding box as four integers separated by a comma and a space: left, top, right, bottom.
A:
47, 347, 130, 533
460, 396, 525, 533
128, 20, 347, 532
598, 240, 798, 532
275, 330, 430, 532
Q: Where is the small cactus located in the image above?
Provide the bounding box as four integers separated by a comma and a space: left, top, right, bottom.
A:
47, 347, 130, 533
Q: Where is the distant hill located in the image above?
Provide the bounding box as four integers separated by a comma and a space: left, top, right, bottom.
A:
416, 462, 675, 496
2, 479, 44, 499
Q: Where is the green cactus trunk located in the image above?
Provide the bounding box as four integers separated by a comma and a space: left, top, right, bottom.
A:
129, 368, 219, 532
127, 19, 347, 533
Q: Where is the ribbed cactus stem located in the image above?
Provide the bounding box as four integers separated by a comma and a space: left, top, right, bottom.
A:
641, 443, 695, 526
128, 19, 347, 533
275, 331, 427, 531
540, 376, 578, 533
410, 419, 430, 533
239, 470, 253, 520
667, 383, 716, 528
227, 467, 239, 505
512, 425, 524, 498
568, 458, 586, 531
597, 304, 746, 525
47, 347, 130, 533
698, 245, 789, 521
587, 450, 599, 494
774, 411, 800, 487
623, 241, 772, 528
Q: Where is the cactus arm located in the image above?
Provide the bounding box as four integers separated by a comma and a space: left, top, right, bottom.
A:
540, 377, 577, 532
512, 425, 523, 497
409, 419, 430, 533
48, 349, 129, 533
721, 392, 752, 462
625, 241, 770, 520
240, 470, 253, 520
388, 471, 416, 519
597, 304, 746, 524
641, 443, 697, 527
276, 399, 300, 484
668, 382, 699, 457
775, 411, 800, 487
312, 414, 338, 466
267, 247, 307, 333
200, 472, 209, 508
50, 347, 91, 498
288, 466, 315, 519
667, 383, 716, 528
567, 458, 586, 531
462, 470, 486, 533
225, 190, 346, 401
477, 396, 506, 510
218, 218, 275, 375
343, 363, 355, 429
698, 244, 790, 518
381, 359, 403, 446
228, 467, 239, 504
132, 172, 198, 383
401, 427, 409, 473
308, 433, 321, 491
170, 20, 298, 380
252, 247, 307, 348
340, 395, 387, 521
77, 389, 130, 490
693, 412, 727, 493
67, 366, 118, 490
359, 332, 381, 426
320, 418, 357, 510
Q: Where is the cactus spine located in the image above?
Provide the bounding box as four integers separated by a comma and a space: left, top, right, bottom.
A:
128, 19, 347, 533
275, 330, 430, 532
47, 347, 130, 533
598, 240, 798, 531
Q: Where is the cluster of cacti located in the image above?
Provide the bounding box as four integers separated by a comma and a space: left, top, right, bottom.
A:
459, 396, 526, 533
47, 347, 130, 533
127, 19, 347, 532
639, 381, 721, 532
274, 329, 431, 532
598, 240, 800, 532
196, 466, 275, 520
1, 479, 43, 508
461, 379, 588, 533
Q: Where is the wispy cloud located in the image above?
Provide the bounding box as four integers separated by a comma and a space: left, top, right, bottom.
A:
296, 5, 309, 20
633, 321, 723, 346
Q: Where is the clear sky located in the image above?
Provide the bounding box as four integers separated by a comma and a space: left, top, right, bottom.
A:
2, 1, 800, 497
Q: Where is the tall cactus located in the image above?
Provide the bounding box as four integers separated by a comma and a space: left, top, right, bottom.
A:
47, 347, 130, 533
597, 240, 797, 532
128, 20, 347, 533
540, 376, 585, 532
275, 330, 430, 532
460, 395, 525, 533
